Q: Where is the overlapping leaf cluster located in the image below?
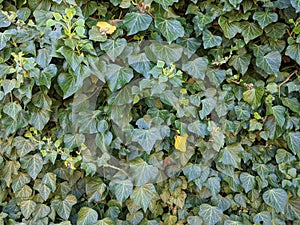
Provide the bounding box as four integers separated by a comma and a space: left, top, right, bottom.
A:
0, 0, 299, 224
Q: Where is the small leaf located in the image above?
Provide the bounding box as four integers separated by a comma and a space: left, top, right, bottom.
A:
256, 51, 281, 76
77, 207, 98, 225
282, 98, 300, 114
242, 87, 264, 110
263, 188, 288, 213
218, 16, 241, 39
272, 105, 286, 127
286, 132, 300, 155
89, 26, 107, 42
132, 127, 162, 154
218, 143, 244, 168
174, 133, 188, 152
253, 11, 278, 29
131, 183, 157, 212
57, 72, 78, 99
123, 12, 152, 35
0, 30, 12, 51
155, 17, 184, 43
198, 204, 222, 225
202, 30, 222, 49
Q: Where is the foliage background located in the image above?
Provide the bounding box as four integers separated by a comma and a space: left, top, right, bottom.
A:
0, 0, 299, 224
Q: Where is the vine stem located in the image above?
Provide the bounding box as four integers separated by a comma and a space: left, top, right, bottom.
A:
103, 164, 130, 177
278, 70, 298, 97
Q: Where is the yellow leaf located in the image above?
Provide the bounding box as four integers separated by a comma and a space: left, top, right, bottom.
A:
174, 133, 188, 152
96, 21, 116, 35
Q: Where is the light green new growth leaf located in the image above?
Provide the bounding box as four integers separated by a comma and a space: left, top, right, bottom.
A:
131, 183, 157, 212
155, 17, 184, 43
182, 57, 208, 80
240, 172, 255, 193
77, 207, 98, 225
256, 51, 281, 76
154, 0, 178, 10
110, 179, 133, 203
241, 22, 263, 43
20, 200, 36, 219
198, 204, 222, 225
149, 43, 183, 65
291, 0, 300, 13
229, 54, 251, 75
262, 188, 288, 213
272, 105, 286, 127
242, 87, 264, 110
124, 12, 152, 35
253, 11, 278, 29
202, 30, 222, 49
286, 43, 300, 65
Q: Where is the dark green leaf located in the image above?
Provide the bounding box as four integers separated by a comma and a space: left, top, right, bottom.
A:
106, 64, 133, 92
57, 72, 78, 99
24, 153, 43, 179
131, 183, 157, 212
57, 46, 83, 71
253, 11, 278, 29
198, 204, 222, 225
286, 43, 300, 65
51, 194, 77, 220
242, 87, 264, 110
100, 38, 127, 62
202, 30, 222, 49
241, 22, 263, 43
182, 57, 208, 80
272, 105, 286, 127
286, 132, 300, 155
218, 16, 241, 39
154, 0, 178, 9
149, 43, 183, 64
229, 54, 251, 75
123, 12, 152, 35
256, 51, 281, 76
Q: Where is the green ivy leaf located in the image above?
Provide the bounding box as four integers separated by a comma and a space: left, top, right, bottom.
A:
85, 177, 107, 202
131, 183, 157, 212
34, 180, 51, 201
51, 194, 77, 220
202, 30, 222, 49
242, 87, 264, 110
1, 79, 16, 95
239, 172, 255, 193
182, 164, 201, 182
177, 38, 201, 58
154, 0, 178, 10
3, 160, 20, 187
218, 16, 240, 39
0, 30, 13, 51
285, 198, 300, 221
95, 218, 115, 225
29, 107, 50, 130
123, 12, 152, 35
132, 128, 162, 154
286, 131, 300, 155
106, 64, 133, 92
282, 98, 300, 114
286, 43, 300, 65
253, 11, 278, 29
253, 211, 271, 225
241, 22, 263, 43
20, 200, 36, 219
198, 204, 222, 225
36, 48, 52, 68
262, 188, 288, 213
149, 43, 183, 65
272, 105, 286, 127
193, 12, 214, 36
89, 26, 107, 42
229, 0, 243, 8
229, 54, 251, 75
13, 137, 35, 157
12, 172, 31, 193
155, 17, 184, 43
291, 0, 300, 13
77, 207, 98, 225
130, 158, 159, 186
256, 51, 281, 76
188, 216, 203, 225
110, 179, 133, 203
205, 177, 221, 197
57, 72, 78, 99
42, 172, 56, 192
57, 46, 83, 71
100, 38, 127, 62
3, 102, 22, 120
128, 53, 151, 78
182, 57, 208, 80
23, 153, 43, 179
34, 64, 57, 89
218, 143, 244, 168
199, 98, 216, 119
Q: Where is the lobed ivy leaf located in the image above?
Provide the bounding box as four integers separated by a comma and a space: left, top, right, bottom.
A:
218, 143, 244, 168
123, 12, 152, 35
229, 54, 251, 75
149, 43, 183, 65
106, 64, 133, 92
57, 46, 83, 71
272, 105, 286, 127
256, 51, 281, 76
20, 200, 36, 219
110, 179, 133, 203
155, 17, 184, 43
57, 72, 78, 99
198, 204, 222, 225
3, 102, 22, 120
282, 98, 300, 114
253, 211, 271, 225
239, 172, 255, 193
132, 128, 162, 154
131, 183, 157, 212
218, 16, 241, 39
242, 87, 264, 110
193, 12, 214, 36
23, 153, 43, 179
154, 0, 178, 9
130, 158, 159, 186
100, 38, 127, 62
262, 188, 288, 213
182, 57, 208, 80
286, 131, 300, 155
77, 207, 98, 225
286, 43, 300, 65
51, 194, 77, 220
253, 11, 278, 29
241, 22, 263, 43
202, 30, 222, 49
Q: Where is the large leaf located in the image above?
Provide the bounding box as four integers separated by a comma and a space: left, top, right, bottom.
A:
123, 12, 152, 35
286, 131, 300, 155
23, 153, 43, 179
128, 53, 151, 78
131, 183, 157, 212
282, 97, 300, 114
262, 188, 288, 213
242, 87, 264, 110
155, 17, 184, 43
57, 72, 78, 99
177, 38, 201, 58
100, 38, 127, 61
218, 143, 244, 168
256, 51, 281, 76
193, 12, 214, 36
218, 16, 241, 39
29, 107, 50, 130
291, 0, 300, 12
77, 207, 98, 225
110, 179, 133, 203
149, 43, 183, 64
132, 127, 162, 154
3, 102, 22, 120
202, 30, 222, 49
198, 204, 222, 225
286, 43, 300, 65
272, 105, 286, 127
154, 0, 178, 9
241, 22, 263, 43
182, 57, 208, 80
36, 48, 52, 68
253, 11, 278, 29
229, 54, 251, 75
106, 64, 133, 92
129, 158, 158, 186
182, 164, 202, 182
20, 200, 36, 219
239, 172, 255, 193
51, 194, 77, 220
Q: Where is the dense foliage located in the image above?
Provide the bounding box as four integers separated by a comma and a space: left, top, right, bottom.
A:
0, 0, 299, 224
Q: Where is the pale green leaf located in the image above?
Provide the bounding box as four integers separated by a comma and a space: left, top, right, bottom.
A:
24, 153, 43, 179
198, 204, 222, 225
100, 38, 127, 61
263, 188, 288, 213
149, 43, 183, 64
0, 30, 12, 51
129, 158, 158, 186
3, 102, 22, 119
106, 64, 133, 92
218, 143, 244, 168
182, 57, 208, 80
282, 98, 300, 114
253, 211, 271, 225
239, 172, 255, 193
89, 26, 107, 42
77, 207, 98, 225
256, 51, 281, 76
202, 30, 222, 49
155, 17, 184, 43
286, 131, 300, 155
241, 22, 263, 43
132, 127, 162, 154
51, 194, 77, 220
242, 87, 264, 110
131, 183, 157, 212
128, 53, 151, 78
253, 11, 278, 29
110, 179, 133, 203
291, 0, 300, 12
272, 105, 286, 127
123, 12, 152, 35
20, 200, 36, 219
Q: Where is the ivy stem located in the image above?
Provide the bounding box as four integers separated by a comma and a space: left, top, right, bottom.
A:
102, 164, 130, 177
278, 70, 298, 97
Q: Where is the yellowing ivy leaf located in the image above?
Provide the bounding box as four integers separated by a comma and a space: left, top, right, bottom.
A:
96, 21, 116, 35
174, 133, 188, 152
